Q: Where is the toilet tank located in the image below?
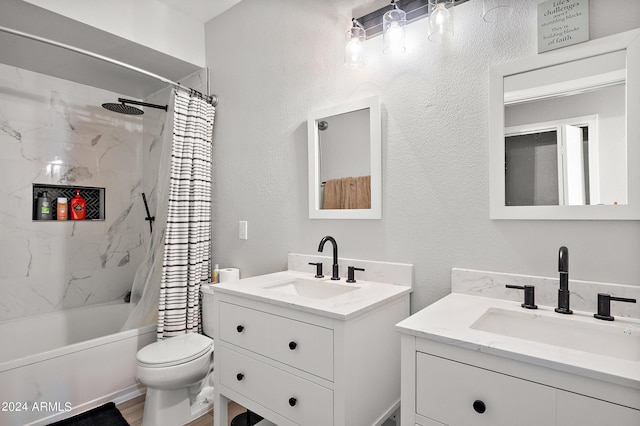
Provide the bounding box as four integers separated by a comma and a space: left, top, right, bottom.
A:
200, 284, 216, 337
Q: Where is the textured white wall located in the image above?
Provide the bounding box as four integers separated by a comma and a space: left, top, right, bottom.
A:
205, 0, 640, 313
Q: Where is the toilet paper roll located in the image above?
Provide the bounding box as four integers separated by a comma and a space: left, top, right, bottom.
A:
218, 268, 240, 283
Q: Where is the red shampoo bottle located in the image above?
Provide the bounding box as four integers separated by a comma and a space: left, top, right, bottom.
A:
70, 189, 87, 220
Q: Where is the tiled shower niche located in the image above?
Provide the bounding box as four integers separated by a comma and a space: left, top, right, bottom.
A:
33, 184, 105, 221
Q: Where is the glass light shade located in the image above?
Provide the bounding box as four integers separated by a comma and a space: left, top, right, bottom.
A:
383, 7, 406, 55
345, 26, 366, 69
428, 0, 454, 42
482, 0, 513, 23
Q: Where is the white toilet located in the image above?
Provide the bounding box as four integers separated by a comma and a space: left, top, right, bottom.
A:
136, 287, 217, 426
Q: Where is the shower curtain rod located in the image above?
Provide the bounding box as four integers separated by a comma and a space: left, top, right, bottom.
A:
0, 25, 219, 106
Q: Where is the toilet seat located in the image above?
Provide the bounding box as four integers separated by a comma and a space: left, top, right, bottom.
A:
137, 333, 213, 368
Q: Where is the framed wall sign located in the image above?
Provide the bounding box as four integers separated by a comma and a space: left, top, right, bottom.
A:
538, 0, 589, 53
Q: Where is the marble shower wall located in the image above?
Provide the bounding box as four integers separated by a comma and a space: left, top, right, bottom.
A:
0, 63, 150, 321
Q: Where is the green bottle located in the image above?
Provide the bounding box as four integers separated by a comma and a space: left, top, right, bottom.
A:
37, 191, 53, 220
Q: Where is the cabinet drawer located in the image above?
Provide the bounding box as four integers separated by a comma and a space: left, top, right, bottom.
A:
219, 302, 267, 354
267, 314, 333, 380
416, 352, 555, 426
557, 390, 640, 426
219, 346, 333, 426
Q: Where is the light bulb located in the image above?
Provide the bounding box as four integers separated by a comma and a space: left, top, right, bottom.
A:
346, 38, 363, 58
429, 3, 450, 34
428, 0, 454, 42
345, 25, 366, 69
386, 22, 404, 51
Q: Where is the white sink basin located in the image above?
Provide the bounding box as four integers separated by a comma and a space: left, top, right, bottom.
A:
471, 307, 640, 362
265, 278, 358, 300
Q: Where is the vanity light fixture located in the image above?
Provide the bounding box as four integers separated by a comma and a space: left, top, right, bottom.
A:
382, 1, 407, 55
428, 0, 454, 42
345, 19, 366, 69
348, 0, 468, 63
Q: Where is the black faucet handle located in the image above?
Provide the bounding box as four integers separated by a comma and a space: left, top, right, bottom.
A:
594, 293, 637, 321
308, 262, 324, 278
346, 266, 365, 283
506, 285, 538, 309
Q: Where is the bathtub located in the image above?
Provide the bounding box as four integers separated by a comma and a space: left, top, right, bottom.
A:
0, 301, 156, 426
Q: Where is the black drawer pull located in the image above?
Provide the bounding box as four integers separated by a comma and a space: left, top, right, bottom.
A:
473, 400, 486, 414
288, 397, 297, 407
236, 325, 244, 333
289, 341, 297, 350
236, 373, 244, 381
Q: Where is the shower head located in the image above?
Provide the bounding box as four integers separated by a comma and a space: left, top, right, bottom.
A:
102, 98, 168, 115
102, 101, 143, 115
318, 120, 329, 131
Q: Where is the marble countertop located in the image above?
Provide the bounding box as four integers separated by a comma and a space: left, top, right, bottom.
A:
204, 270, 411, 320
396, 293, 640, 390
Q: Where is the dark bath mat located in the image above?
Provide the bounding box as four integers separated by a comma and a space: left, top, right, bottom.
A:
47, 402, 129, 426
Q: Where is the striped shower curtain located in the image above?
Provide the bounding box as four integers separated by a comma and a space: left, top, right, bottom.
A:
157, 89, 215, 339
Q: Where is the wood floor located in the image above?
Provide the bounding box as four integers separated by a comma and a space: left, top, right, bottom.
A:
117, 394, 247, 426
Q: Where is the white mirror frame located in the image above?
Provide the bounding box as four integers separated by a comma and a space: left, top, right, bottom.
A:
308, 95, 382, 219
489, 28, 640, 220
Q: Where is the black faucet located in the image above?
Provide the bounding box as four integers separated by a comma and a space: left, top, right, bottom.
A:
309, 262, 324, 278
318, 236, 340, 280
594, 293, 637, 321
346, 266, 365, 283
555, 246, 572, 314
505, 285, 537, 309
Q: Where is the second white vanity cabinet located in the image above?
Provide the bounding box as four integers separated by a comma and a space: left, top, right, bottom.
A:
397, 293, 640, 426
401, 338, 640, 426
210, 270, 411, 426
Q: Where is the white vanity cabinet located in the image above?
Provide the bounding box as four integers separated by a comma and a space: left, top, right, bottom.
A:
213, 289, 410, 426
399, 327, 640, 426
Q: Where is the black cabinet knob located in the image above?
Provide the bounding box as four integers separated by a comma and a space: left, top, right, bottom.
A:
236, 373, 244, 381
473, 400, 486, 414
288, 397, 297, 407
289, 341, 297, 350
236, 325, 244, 333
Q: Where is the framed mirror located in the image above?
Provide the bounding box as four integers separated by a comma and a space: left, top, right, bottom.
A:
489, 29, 640, 220
307, 96, 381, 219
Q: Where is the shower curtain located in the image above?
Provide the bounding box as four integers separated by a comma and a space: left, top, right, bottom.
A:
157, 90, 214, 338
122, 89, 215, 339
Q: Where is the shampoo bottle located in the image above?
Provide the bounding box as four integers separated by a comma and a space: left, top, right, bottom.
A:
56, 197, 68, 221
37, 191, 53, 220
70, 190, 86, 220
